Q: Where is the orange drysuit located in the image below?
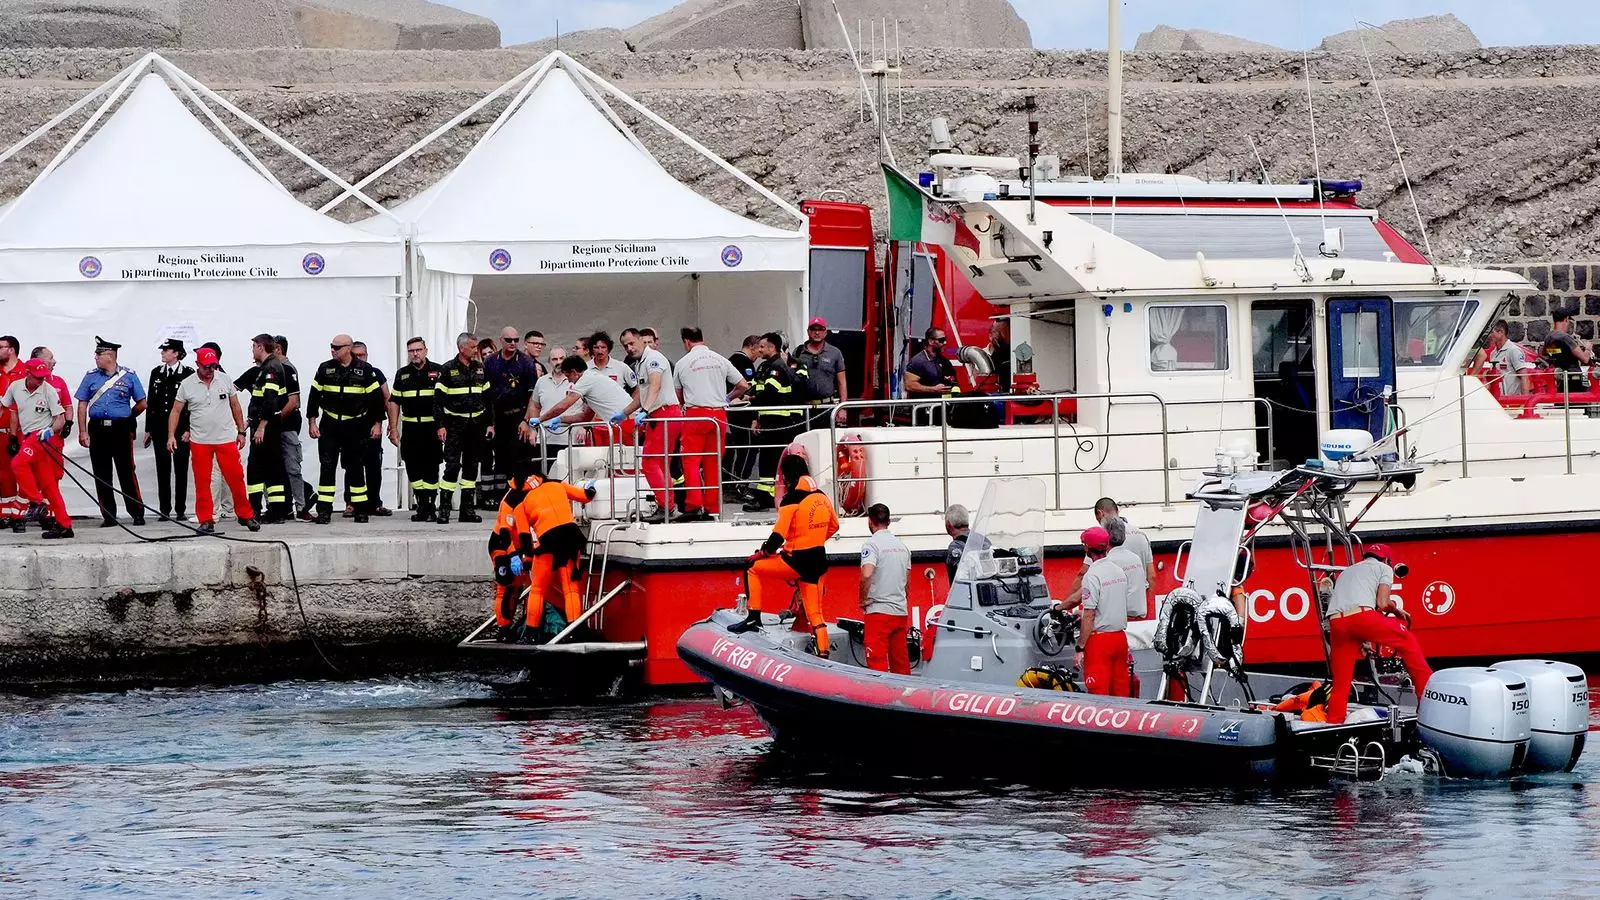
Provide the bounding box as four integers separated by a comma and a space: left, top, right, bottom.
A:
513, 477, 593, 626
488, 481, 531, 628
746, 475, 839, 654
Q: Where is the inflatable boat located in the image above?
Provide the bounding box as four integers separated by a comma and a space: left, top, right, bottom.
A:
683, 458, 1589, 782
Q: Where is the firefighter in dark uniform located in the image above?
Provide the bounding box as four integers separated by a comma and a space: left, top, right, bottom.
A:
434, 333, 491, 524
245, 334, 292, 521
390, 337, 444, 522
743, 331, 803, 512
145, 338, 194, 521
306, 332, 385, 524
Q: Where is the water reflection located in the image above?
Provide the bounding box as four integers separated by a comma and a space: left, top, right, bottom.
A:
0, 677, 1595, 898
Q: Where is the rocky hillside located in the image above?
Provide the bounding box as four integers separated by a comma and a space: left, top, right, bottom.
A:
0, 44, 1598, 263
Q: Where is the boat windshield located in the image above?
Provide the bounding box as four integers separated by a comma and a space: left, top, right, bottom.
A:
955, 477, 1047, 582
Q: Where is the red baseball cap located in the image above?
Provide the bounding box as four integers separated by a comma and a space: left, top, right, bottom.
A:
24, 359, 48, 377
808, 317, 827, 329
1081, 526, 1111, 553
1365, 543, 1395, 565
195, 348, 219, 367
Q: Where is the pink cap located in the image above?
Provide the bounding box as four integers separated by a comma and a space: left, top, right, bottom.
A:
195, 348, 219, 367
1081, 526, 1111, 553
808, 317, 827, 329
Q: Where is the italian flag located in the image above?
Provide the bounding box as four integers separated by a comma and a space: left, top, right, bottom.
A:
882, 163, 956, 246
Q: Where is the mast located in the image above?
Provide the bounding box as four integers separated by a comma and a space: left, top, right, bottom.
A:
1107, 0, 1123, 178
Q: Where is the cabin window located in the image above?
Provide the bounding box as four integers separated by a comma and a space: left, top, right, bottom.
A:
1394, 299, 1479, 367
1149, 304, 1228, 372
808, 248, 869, 330
1338, 310, 1382, 377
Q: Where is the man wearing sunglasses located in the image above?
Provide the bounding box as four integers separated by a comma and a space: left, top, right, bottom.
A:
306, 333, 385, 524
904, 327, 963, 426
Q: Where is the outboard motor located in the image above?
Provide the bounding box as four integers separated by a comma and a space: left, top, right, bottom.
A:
1418, 667, 1531, 778
1495, 660, 1589, 773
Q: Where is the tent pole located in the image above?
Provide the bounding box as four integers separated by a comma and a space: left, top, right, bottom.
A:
0, 54, 149, 170
400, 54, 558, 225
0, 55, 150, 233
320, 53, 558, 216
563, 58, 658, 164
156, 58, 290, 194
158, 58, 398, 221
561, 55, 807, 227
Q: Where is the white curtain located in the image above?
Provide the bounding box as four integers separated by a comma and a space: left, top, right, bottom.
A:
415, 268, 473, 359
1149, 306, 1187, 371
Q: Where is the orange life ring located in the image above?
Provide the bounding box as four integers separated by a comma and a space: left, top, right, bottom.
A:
835, 432, 868, 517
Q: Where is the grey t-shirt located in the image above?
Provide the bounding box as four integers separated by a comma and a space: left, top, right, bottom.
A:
1107, 545, 1149, 620
861, 529, 911, 617
1080, 557, 1129, 632
793, 342, 846, 401
1121, 523, 1154, 571
3, 380, 64, 435
1488, 341, 1533, 396
1328, 557, 1393, 617
176, 372, 241, 445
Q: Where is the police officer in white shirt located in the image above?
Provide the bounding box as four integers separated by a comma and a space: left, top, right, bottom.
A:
671, 327, 750, 522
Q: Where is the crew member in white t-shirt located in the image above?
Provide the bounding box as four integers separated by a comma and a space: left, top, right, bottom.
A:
522, 345, 581, 467
859, 503, 912, 674
671, 326, 750, 522
1324, 543, 1433, 724
169, 347, 259, 534
531, 356, 631, 449
619, 328, 683, 523
585, 331, 637, 391
1059, 526, 1131, 696
1, 359, 72, 538
1104, 516, 1152, 620
1472, 319, 1535, 397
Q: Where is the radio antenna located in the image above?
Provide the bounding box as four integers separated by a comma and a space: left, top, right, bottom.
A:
1354, 19, 1437, 274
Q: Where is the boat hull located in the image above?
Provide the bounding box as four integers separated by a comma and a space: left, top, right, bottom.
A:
608, 524, 1600, 687
677, 621, 1284, 780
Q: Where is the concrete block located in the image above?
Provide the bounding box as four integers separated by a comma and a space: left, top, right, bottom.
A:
628, 0, 803, 52
223, 541, 286, 586
100, 543, 174, 591
0, 0, 180, 49
0, 547, 40, 591
407, 535, 485, 578
37, 545, 106, 590
170, 540, 229, 587
800, 0, 1030, 49
291, 538, 409, 582
1321, 14, 1480, 54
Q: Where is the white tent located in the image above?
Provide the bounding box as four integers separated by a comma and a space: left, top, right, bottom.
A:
0, 55, 405, 516
346, 52, 809, 358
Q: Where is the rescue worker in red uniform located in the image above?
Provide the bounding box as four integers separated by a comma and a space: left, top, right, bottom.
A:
728, 454, 840, 656
0, 335, 24, 527
2, 359, 73, 539
512, 471, 596, 632
488, 465, 535, 640
1325, 543, 1433, 724
1059, 526, 1130, 696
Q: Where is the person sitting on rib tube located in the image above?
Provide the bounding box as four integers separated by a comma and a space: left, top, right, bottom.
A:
1324, 543, 1433, 724
728, 453, 840, 657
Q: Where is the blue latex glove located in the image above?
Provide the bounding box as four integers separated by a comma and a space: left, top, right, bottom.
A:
545, 420, 565, 434
632, 410, 647, 427
38, 427, 53, 444
508, 556, 524, 577
582, 479, 598, 500
608, 410, 627, 425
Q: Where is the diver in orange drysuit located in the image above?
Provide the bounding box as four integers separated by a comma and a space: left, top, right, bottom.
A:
512, 469, 596, 630
487, 465, 535, 640
728, 453, 840, 656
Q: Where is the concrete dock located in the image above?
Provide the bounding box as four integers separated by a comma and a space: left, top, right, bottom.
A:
0, 518, 492, 684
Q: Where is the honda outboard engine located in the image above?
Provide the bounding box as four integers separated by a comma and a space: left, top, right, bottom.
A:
1418, 667, 1531, 778
1495, 660, 1589, 773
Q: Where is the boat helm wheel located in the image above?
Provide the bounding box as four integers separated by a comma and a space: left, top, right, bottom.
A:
1034, 608, 1079, 657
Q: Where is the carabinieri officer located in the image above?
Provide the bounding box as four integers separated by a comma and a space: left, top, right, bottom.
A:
75, 336, 147, 527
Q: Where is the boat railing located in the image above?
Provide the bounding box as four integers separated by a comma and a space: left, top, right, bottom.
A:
1437, 374, 1597, 478
535, 393, 1271, 522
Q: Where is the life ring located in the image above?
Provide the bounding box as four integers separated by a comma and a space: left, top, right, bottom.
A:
835, 432, 868, 517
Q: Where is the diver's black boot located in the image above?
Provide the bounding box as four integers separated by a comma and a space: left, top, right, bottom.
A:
726, 609, 762, 633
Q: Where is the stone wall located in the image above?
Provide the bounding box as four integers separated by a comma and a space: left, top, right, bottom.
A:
1494, 262, 1600, 344
4, 45, 1600, 260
